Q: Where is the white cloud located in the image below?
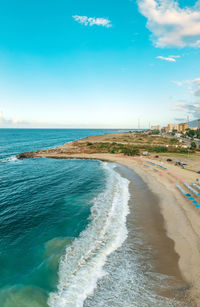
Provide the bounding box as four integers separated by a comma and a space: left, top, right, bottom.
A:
192, 78, 200, 96
72, 15, 112, 27
0, 109, 28, 127
138, 0, 200, 48
174, 78, 200, 96
175, 103, 200, 118
173, 77, 200, 118
173, 80, 184, 86
156, 55, 177, 62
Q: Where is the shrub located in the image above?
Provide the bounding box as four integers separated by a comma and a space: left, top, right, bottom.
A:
109, 149, 115, 154
99, 143, 106, 149
191, 141, 197, 149
180, 148, 188, 153
154, 146, 168, 153
122, 147, 139, 156
87, 142, 93, 146
170, 138, 178, 144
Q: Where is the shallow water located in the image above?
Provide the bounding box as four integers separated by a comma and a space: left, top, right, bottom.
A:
0, 129, 115, 306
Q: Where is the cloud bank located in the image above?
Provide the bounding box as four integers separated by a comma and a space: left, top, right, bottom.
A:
175, 103, 200, 118
138, 0, 200, 48
72, 15, 112, 27
174, 77, 200, 118
0, 109, 28, 127
174, 78, 200, 96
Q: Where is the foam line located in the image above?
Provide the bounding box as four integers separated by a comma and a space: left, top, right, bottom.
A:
48, 162, 130, 307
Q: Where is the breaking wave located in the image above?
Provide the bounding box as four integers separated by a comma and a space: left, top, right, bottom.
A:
48, 162, 130, 307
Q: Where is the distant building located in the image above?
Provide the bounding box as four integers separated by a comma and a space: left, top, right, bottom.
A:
166, 124, 178, 132
198, 119, 200, 129
151, 125, 161, 131
178, 123, 189, 133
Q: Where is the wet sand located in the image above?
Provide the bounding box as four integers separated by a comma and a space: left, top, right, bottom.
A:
117, 164, 193, 304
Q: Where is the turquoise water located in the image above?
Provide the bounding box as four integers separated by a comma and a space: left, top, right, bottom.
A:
0, 129, 129, 307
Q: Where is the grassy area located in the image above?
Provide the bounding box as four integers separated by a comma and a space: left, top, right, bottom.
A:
75, 140, 196, 156
102, 132, 179, 146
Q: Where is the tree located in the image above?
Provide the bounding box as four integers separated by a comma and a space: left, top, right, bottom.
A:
191, 141, 197, 149
150, 129, 160, 135
187, 129, 195, 138
196, 129, 200, 139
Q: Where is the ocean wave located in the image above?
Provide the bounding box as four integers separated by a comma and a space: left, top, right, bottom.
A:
1, 155, 19, 163
48, 162, 130, 307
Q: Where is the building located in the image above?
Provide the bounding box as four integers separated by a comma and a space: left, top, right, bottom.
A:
151, 125, 161, 131
166, 124, 179, 132
198, 119, 200, 129
178, 123, 189, 133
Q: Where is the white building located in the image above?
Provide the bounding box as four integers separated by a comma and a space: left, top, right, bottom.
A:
167, 124, 179, 132
151, 125, 161, 131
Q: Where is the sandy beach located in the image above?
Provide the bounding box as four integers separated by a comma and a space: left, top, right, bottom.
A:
92, 153, 200, 305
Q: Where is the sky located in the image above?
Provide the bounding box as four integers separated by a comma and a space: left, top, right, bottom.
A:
0, 0, 200, 128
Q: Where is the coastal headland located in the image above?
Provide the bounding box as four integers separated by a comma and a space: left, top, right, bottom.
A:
18, 131, 200, 304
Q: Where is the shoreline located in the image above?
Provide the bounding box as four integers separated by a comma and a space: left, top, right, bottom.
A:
47, 153, 200, 304
109, 154, 200, 304
85, 162, 191, 306
18, 148, 200, 304
115, 164, 191, 304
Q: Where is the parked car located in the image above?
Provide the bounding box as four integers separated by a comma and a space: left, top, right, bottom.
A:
181, 162, 187, 166
166, 158, 172, 162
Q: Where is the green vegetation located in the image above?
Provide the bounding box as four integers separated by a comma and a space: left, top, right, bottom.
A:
149, 129, 160, 135
186, 128, 200, 139
80, 140, 196, 156
170, 138, 178, 144
121, 147, 140, 156
154, 146, 168, 153
191, 141, 197, 149
180, 148, 188, 153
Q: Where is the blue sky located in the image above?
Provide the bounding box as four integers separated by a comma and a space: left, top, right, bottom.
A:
0, 0, 200, 128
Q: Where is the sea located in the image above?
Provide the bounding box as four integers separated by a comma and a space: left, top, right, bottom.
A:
0, 129, 132, 307
0, 129, 188, 307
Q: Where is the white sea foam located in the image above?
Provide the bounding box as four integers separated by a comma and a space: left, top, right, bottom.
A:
48, 162, 130, 307
1, 155, 18, 163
